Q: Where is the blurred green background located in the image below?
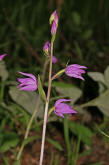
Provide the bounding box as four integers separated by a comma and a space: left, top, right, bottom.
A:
1, 0, 109, 74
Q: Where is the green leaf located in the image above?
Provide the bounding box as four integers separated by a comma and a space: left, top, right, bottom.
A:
51, 81, 73, 88
96, 126, 109, 138
88, 72, 105, 84
38, 75, 46, 101
72, 12, 81, 26
81, 29, 93, 40
74, 41, 83, 61
87, 90, 109, 117
46, 138, 63, 151
0, 61, 9, 81
2, 157, 10, 165
54, 156, 59, 165
9, 87, 44, 119
22, 135, 41, 146
0, 132, 19, 153
98, 82, 106, 94
89, 162, 104, 165
69, 123, 93, 146
104, 66, 109, 88
53, 82, 82, 104
13, 160, 21, 165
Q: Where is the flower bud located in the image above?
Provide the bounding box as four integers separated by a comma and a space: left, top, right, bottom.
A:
49, 10, 58, 25
43, 41, 51, 55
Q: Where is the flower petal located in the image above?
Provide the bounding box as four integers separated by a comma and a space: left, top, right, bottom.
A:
69, 64, 87, 69
51, 21, 56, 35
18, 72, 37, 82
18, 84, 37, 91
55, 103, 77, 114
55, 99, 71, 107
54, 111, 64, 118
17, 78, 35, 85
65, 73, 85, 80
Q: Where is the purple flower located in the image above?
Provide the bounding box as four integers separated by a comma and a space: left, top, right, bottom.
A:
54, 99, 77, 118
52, 56, 58, 64
0, 54, 6, 61
65, 64, 87, 80
50, 10, 58, 25
43, 41, 51, 55
17, 72, 38, 91
51, 21, 57, 35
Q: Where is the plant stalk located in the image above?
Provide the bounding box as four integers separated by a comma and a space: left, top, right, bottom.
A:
39, 40, 54, 165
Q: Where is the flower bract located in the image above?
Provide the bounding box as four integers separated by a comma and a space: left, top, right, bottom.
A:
65, 64, 87, 80
54, 99, 77, 118
17, 72, 38, 91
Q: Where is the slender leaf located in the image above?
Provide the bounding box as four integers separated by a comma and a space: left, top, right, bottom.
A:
46, 138, 63, 151
38, 75, 46, 101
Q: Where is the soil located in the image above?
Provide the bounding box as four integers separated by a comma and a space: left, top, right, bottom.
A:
0, 126, 109, 165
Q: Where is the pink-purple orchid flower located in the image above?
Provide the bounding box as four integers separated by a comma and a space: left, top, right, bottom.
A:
65, 64, 87, 80
17, 72, 38, 91
0, 54, 6, 61
54, 99, 77, 118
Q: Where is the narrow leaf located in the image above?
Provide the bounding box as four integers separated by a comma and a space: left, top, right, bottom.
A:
22, 135, 41, 146
46, 138, 63, 151
38, 75, 46, 101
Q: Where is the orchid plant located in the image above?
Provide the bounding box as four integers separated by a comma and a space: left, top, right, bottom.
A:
16, 10, 87, 165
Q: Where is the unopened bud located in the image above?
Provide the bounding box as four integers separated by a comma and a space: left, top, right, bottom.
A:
43, 41, 51, 55
49, 10, 58, 25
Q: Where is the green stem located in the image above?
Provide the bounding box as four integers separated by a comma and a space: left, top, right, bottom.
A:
51, 69, 65, 81
63, 117, 71, 165
74, 135, 81, 165
0, 81, 5, 102
48, 107, 54, 116
81, 89, 109, 108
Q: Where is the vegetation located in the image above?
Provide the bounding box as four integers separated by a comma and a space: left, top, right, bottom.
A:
0, 0, 109, 164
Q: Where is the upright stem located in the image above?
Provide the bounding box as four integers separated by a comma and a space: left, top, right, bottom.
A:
39, 40, 54, 165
